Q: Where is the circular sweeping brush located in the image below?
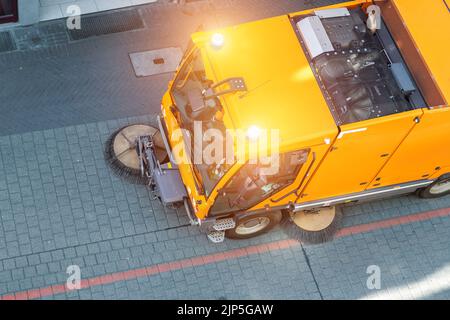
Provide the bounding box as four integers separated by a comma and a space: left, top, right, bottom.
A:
280, 207, 343, 245
104, 124, 168, 185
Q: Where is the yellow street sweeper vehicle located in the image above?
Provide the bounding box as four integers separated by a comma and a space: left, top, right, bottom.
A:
106, 0, 450, 243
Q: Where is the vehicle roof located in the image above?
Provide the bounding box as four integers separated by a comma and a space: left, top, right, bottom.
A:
392, 0, 450, 105
194, 15, 338, 150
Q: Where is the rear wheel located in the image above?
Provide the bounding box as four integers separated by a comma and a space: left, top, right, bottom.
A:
281, 206, 342, 244
225, 211, 282, 240
417, 176, 450, 199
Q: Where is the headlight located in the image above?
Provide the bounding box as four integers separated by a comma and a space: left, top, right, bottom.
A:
211, 33, 225, 48
247, 125, 262, 140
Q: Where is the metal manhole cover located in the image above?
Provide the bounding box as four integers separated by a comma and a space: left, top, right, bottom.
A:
0, 31, 16, 53
68, 9, 144, 41
129, 47, 183, 77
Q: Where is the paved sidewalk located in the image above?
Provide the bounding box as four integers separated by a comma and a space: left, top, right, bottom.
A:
1, 0, 450, 300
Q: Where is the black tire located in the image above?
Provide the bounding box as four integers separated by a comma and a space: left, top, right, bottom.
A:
417, 175, 450, 199
225, 211, 282, 240
281, 207, 343, 245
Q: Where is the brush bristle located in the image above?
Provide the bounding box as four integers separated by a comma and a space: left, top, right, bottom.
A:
104, 127, 149, 186
280, 209, 343, 245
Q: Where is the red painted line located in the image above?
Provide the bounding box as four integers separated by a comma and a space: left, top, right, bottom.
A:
335, 207, 450, 238
2, 207, 450, 300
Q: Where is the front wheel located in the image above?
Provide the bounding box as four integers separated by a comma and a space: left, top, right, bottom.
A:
225, 211, 282, 240
417, 176, 450, 199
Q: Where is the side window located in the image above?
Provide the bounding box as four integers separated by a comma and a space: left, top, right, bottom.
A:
210, 150, 309, 216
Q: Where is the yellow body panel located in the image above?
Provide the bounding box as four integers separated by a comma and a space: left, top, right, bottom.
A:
392, 0, 450, 104
299, 110, 423, 201
200, 15, 338, 149
371, 107, 450, 187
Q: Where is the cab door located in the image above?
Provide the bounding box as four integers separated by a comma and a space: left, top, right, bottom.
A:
369, 107, 450, 188
208, 150, 313, 216
300, 109, 423, 202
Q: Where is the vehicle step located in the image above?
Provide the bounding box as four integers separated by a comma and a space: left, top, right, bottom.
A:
212, 218, 236, 231
207, 231, 225, 243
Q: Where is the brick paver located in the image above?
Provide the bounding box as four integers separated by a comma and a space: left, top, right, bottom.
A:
1, 0, 450, 300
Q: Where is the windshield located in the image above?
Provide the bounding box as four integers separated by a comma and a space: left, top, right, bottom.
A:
170, 50, 233, 197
